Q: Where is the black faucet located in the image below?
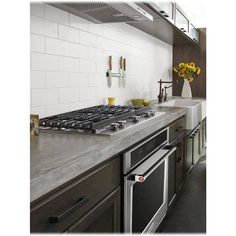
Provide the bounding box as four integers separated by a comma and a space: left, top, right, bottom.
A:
157, 79, 173, 103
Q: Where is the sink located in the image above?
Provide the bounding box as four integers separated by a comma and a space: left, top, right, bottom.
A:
157, 99, 205, 130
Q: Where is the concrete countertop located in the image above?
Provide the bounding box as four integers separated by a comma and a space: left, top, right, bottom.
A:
30, 105, 187, 203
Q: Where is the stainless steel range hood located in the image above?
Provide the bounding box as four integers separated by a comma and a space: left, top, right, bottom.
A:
49, 1, 153, 23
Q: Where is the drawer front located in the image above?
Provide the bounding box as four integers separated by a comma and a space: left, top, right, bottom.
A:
169, 116, 186, 143
31, 157, 120, 232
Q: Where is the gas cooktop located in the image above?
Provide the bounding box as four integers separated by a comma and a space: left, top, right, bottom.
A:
39, 105, 165, 135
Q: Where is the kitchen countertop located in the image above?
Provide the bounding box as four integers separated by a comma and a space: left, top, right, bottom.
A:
30, 105, 187, 203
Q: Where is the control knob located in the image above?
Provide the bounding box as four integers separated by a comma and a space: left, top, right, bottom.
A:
110, 123, 120, 131
150, 110, 156, 116
144, 112, 151, 118
132, 116, 140, 123
118, 120, 126, 129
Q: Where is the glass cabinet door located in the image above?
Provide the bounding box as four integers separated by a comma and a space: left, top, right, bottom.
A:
175, 5, 189, 34
189, 23, 199, 42
156, 1, 175, 24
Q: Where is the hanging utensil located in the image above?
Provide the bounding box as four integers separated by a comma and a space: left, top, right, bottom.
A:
107, 55, 112, 87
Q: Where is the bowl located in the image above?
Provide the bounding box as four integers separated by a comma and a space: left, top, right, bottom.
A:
131, 99, 150, 107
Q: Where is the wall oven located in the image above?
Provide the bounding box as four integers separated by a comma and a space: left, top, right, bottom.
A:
123, 127, 176, 233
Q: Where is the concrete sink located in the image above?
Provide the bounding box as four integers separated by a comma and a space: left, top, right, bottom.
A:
158, 99, 205, 130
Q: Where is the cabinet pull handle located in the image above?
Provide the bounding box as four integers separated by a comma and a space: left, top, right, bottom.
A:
180, 28, 187, 32
160, 10, 169, 18
49, 196, 90, 223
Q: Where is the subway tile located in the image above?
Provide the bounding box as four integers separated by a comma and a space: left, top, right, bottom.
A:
58, 24, 80, 43
31, 71, 45, 88
31, 53, 58, 71
59, 88, 79, 103
96, 36, 110, 50
80, 31, 96, 46
79, 87, 96, 101
89, 47, 104, 60
46, 72, 69, 88
46, 38, 88, 59
80, 59, 96, 73
45, 4, 69, 25
45, 103, 70, 116
31, 34, 45, 53
30, 2, 44, 17
58, 57, 80, 72
68, 73, 88, 87
31, 88, 58, 106
69, 14, 90, 31
31, 16, 57, 38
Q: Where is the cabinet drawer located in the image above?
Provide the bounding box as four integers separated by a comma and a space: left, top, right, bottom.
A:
67, 187, 120, 233
169, 116, 186, 142
31, 157, 120, 232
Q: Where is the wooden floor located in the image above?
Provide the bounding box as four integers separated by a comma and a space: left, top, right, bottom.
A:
157, 151, 206, 233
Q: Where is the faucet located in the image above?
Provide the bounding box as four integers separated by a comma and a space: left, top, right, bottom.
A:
157, 79, 173, 103
164, 85, 172, 101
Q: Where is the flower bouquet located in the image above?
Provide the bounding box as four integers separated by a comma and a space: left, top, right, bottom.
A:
173, 62, 201, 97
173, 62, 201, 82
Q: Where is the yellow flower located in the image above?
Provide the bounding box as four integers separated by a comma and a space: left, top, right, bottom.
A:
196, 67, 201, 75
179, 63, 185, 68
178, 71, 184, 77
188, 77, 194, 82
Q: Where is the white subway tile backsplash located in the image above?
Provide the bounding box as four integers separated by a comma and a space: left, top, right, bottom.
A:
45, 103, 69, 117
31, 88, 58, 106
46, 38, 88, 59
69, 14, 90, 31
80, 59, 96, 73
31, 5, 172, 117
31, 71, 45, 88
31, 53, 58, 71
58, 57, 80, 72
59, 88, 79, 103
80, 31, 96, 46
30, 2, 45, 17
31, 34, 45, 53
58, 24, 80, 43
45, 4, 69, 25
68, 73, 88, 87
31, 16, 57, 38
46, 72, 69, 88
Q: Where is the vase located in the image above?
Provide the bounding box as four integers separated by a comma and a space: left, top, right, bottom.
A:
181, 79, 192, 98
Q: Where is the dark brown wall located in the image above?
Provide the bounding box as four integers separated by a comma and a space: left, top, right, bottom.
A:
173, 28, 206, 98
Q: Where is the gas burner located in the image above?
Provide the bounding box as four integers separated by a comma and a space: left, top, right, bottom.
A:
39, 105, 164, 135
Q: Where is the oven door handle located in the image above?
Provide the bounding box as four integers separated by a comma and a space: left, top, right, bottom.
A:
132, 146, 177, 183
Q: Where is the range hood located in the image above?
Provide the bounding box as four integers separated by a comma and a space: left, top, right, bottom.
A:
49, 1, 153, 23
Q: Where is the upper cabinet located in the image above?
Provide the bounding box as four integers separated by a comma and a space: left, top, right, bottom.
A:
189, 23, 199, 42
175, 3, 190, 35
148, 1, 176, 24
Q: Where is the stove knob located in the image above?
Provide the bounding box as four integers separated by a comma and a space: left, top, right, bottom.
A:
150, 110, 156, 116
144, 112, 151, 118
118, 120, 126, 129
132, 116, 140, 123
110, 123, 120, 131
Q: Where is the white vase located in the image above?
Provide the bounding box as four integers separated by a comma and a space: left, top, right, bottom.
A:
181, 79, 192, 98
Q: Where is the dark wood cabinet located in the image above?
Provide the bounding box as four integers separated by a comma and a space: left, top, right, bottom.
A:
175, 133, 185, 191
67, 187, 120, 233
30, 157, 121, 233
168, 118, 186, 202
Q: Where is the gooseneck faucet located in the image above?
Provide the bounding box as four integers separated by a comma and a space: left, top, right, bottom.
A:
157, 79, 173, 103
